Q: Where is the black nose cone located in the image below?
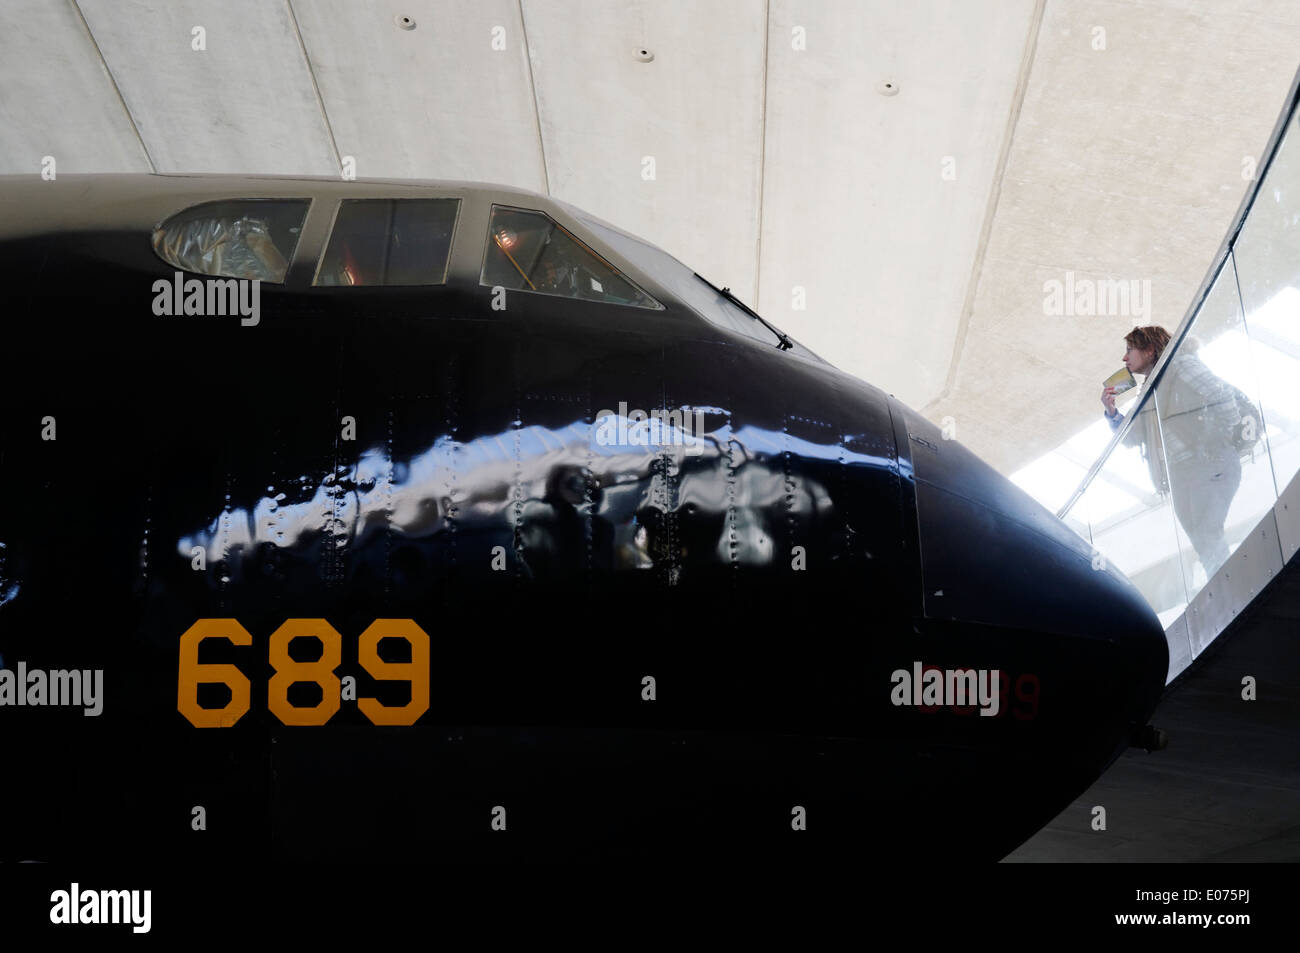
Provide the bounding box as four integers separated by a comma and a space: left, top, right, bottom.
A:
892, 398, 1169, 741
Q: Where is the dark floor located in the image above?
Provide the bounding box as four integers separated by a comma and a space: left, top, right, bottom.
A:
1006, 549, 1300, 862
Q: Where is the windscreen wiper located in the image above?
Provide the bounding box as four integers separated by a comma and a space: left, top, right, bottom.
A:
693, 273, 794, 351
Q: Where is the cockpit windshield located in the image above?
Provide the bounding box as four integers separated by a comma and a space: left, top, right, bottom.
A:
481, 205, 661, 310
315, 198, 458, 287
570, 209, 824, 362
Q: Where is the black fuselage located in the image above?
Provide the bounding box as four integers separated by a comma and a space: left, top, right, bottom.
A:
0, 175, 1168, 862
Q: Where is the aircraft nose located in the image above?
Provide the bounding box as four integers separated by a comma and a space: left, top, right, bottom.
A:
888, 399, 1168, 731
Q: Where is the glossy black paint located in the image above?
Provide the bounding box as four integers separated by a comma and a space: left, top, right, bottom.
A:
0, 175, 1167, 862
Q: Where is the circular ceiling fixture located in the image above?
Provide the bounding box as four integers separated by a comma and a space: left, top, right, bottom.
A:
395, 14, 416, 30
635, 48, 654, 62
877, 79, 899, 96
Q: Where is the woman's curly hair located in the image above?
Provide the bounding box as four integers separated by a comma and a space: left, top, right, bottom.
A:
1123, 326, 1172, 366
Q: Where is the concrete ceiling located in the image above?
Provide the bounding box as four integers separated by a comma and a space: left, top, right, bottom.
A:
3, 0, 1297, 475
924, 0, 1300, 474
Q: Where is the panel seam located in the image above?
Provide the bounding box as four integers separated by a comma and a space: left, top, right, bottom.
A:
285, 0, 344, 173
518, 0, 551, 194
69, 0, 157, 172
754, 0, 771, 306
920, 0, 1047, 417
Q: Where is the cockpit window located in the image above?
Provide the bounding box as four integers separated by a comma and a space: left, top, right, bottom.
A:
481, 205, 662, 309
315, 198, 459, 287
572, 210, 825, 362
152, 200, 308, 283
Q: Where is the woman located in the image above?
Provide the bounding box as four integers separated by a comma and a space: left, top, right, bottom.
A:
1099, 326, 1242, 580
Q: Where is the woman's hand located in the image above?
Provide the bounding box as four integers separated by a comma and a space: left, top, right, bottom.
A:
1101, 385, 1118, 416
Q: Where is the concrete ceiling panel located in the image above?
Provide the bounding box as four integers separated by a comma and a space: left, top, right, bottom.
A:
76, 0, 338, 174
758, 0, 1040, 408
0, 0, 151, 173
290, 0, 546, 188
521, 0, 768, 302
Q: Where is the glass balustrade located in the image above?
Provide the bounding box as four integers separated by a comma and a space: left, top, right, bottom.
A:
1059, 83, 1299, 676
